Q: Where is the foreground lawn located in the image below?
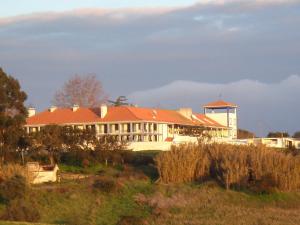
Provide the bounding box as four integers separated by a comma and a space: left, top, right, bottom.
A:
1, 163, 300, 225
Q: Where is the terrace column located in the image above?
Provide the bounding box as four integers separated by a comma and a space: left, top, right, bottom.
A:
95, 124, 100, 136
130, 123, 133, 141
227, 107, 230, 127
119, 123, 122, 141
172, 124, 175, 138
141, 122, 145, 141
107, 123, 111, 134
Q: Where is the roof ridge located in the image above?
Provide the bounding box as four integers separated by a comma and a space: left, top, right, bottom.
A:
123, 106, 143, 121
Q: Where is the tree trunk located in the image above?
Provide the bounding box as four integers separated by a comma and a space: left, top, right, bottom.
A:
0, 155, 4, 166
49, 154, 55, 165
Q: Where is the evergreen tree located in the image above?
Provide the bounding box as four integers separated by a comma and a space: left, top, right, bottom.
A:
0, 68, 27, 164
293, 131, 300, 138
108, 96, 130, 106
267, 131, 289, 138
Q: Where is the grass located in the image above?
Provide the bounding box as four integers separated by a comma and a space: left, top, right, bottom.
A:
59, 163, 105, 174
2, 151, 300, 225
0, 222, 50, 225
2, 177, 300, 225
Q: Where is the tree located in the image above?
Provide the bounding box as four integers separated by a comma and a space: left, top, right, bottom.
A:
60, 126, 97, 151
52, 75, 107, 108
237, 129, 256, 139
267, 132, 289, 138
32, 125, 64, 165
0, 68, 27, 164
31, 125, 98, 164
108, 96, 130, 106
293, 131, 300, 138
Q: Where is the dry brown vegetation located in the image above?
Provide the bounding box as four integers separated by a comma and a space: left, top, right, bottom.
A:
0, 164, 27, 183
155, 143, 300, 192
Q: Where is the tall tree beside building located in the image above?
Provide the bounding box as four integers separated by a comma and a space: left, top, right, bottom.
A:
52, 75, 107, 108
0, 68, 27, 164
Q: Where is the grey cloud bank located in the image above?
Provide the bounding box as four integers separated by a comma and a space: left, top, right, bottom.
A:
129, 75, 300, 136
0, 0, 299, 134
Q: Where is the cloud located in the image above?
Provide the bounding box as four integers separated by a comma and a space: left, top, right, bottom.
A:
128, 75, 300, 136
0, 0, 299, 134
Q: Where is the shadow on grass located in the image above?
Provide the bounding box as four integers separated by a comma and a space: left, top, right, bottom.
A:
130, 150, 161, 182
135, 164, 159, 182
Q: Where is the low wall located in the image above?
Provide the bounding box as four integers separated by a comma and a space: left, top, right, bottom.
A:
27, 163, 59, 184
129, 142, 172, 151
31, 170, 59, 184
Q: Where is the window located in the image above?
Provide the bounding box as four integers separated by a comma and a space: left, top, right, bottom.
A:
127, 123, 131, 132
115, 124, 119, 131
154, 124, 157, 132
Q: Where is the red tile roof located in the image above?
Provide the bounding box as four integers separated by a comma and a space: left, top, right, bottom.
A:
26, 108, 100, 125
165, 137, 174, 142
194, 114, 226, 128
26, 106, 226, 129
203, 100, 237, 108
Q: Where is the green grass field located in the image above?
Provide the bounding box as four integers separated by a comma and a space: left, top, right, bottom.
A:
1, 161, 300, 225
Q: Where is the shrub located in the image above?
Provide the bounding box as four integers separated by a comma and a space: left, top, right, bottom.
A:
60, 150, 94, 167
0, 175, 28, 202
1, 198, 40, 222
117, 216, 147, 225
93, 177, 117, 193
0, 164, 27, 182
155, 143, 300, 192
248, 174, 277, 194
155, 144, 210, 183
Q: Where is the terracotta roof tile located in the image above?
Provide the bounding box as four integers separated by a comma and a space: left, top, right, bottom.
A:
26, 108, 100, 125
26, 105, 227, 129
203, 100, 237, 108
194, 114, 226, 128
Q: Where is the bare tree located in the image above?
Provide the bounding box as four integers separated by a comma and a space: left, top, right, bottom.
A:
52, 75, 108, 107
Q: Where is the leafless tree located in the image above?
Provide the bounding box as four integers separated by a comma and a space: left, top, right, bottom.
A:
52, 75, 108, 107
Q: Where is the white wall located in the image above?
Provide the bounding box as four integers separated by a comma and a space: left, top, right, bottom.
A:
129, 142, 172, 151
206, 111, 237, 139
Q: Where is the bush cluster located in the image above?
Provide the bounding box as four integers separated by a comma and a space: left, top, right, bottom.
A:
156, 143, 300, 192
0, 175, 27, 202
93, 177, 118, 193
0, 174, 40, 222
59, 150, 154, 168
1, 198, 40, 222
117, 216, 147, 225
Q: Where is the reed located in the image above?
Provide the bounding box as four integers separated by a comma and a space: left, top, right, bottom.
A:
155, 143, 300, 191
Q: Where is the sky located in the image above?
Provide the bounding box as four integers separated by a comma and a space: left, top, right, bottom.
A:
1, 0, 197, 17
0, 0, 300, 136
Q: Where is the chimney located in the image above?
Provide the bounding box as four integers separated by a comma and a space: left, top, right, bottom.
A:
72, 105, 79, 112
27, 107, 36, 117
178, 108, 193, 119
100, 104, 108, 118
49, 106, 57, 113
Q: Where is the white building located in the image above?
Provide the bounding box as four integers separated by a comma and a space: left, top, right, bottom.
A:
25, 100, 238, 151
246, 137, 300, 150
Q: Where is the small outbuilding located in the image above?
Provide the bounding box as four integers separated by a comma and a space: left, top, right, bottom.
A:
26, 162, 59, 184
